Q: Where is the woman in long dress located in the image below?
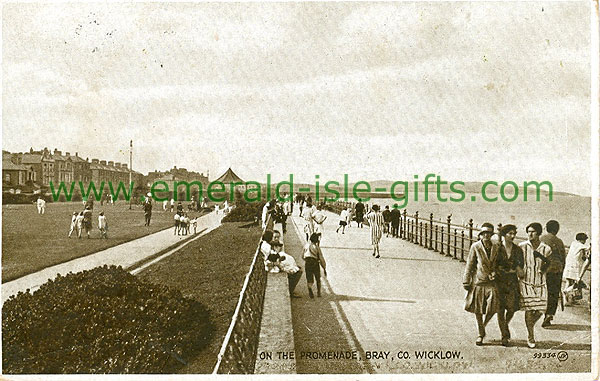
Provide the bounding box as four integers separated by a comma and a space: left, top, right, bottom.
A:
497, 224, 524, 346
518, 222, 553, 348
366, 204, 384, 258
462, 223, 502, 346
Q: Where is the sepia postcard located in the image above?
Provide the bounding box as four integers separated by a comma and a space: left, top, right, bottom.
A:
1, 1, 598, 379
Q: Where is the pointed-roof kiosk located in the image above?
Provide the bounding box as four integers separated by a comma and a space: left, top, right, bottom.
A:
214, 168, 246, 195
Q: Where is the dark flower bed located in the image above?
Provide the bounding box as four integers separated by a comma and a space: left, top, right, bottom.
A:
2, 265, 213, 374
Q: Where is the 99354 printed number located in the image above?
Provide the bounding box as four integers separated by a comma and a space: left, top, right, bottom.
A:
533, 351, 568, 361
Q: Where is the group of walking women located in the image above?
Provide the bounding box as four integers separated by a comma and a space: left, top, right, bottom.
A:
462, 221, 589, 348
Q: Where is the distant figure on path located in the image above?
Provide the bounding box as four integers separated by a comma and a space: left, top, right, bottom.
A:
144, 200, 153, 226
497, 224, 524, 347
540, 220, 566, 328
345, 207, 353, 228
303, 233, 327, 298
68, 212, 78, 238
390, 204, 401, 238
563, 233, 589, 305
75, 211, 84, 238
355, 201, 365, 228
462, 223, 503, 346
382, 205, 391, 237
366, 204, 384, 258
170, 198, 175, 212
174, 213, 181, 235
177, 201, 184, 214
301, 202, 315, 241
312, 204, 327, 240
98, 211, 108, 239
336, 208, 348, 234
519, 222, 553, 348
82, 206, 93, 239
163, 200, 168, 211
36, 196, 46, 215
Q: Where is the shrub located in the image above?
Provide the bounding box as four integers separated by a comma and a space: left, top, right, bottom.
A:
2, 265, 212, 374
221, 201, 266, 223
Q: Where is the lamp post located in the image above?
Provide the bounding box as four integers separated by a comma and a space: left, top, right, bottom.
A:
129, 140, 132, 210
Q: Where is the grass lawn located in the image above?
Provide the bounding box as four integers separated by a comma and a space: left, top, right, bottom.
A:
136, 221, 262, 374
2, 201, 206, 282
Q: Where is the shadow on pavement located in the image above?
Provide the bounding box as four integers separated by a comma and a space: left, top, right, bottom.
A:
286, 219, 374, 374
378, 256, 448, 262
327, 293, 416, 304
545, 324, 590, 331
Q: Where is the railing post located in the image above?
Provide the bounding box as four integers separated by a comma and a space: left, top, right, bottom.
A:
468, 218, 474, 250
440, 225, 445, 255
401, 209, 406, 239
460, 230, 466, 262
434, 225, 439, 252
429, 213, 434, 249
424, 222, 428, 248
453, 228, 458, 260
446, 214, 452, 257
414, 212, 419, 245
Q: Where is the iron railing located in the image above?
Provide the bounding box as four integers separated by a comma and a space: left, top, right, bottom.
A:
212, 215, 273, 374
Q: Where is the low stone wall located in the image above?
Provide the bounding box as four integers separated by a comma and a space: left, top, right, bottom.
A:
254, 222, 297, 374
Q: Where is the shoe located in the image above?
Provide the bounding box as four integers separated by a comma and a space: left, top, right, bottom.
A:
372, 252, 376, 256
291, 293, 302, 298
501, 338, 509, 347
527, 339, 536, 349
541, 317, 552, 328
308, 289, 314, 299
475, 336, 484, 346
375, 255, 380, 258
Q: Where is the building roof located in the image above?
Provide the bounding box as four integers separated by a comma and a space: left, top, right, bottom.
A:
3, 159, 30, 171
214, 168, 244, 184
20, 154, 44, 164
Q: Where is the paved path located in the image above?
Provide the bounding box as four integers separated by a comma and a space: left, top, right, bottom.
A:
2, 211, 221, 305
284, 209, 591, 374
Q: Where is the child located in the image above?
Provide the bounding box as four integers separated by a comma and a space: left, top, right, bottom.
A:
68, 212, 78, 238
75, 211, 84, 239
174, 213, 181, 235
303, 233, 327, 298
98, 211, 108, 239
180, 213, 189, 235
273, 241, 303, 298
190, 217, 198, 234
265, 242, 281, 273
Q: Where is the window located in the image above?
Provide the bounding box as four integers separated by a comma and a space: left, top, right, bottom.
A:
5, 173, 10, 182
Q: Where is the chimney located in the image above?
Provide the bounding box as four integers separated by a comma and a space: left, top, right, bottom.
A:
122, 164, 128, 169
92, 159, 99, 163
65, 152, 70, 157
75, 152, 79, 157
54, 149, 61, 155
100, 160, 107, 165
108, 161, 114, 166
115, 162, 121, 168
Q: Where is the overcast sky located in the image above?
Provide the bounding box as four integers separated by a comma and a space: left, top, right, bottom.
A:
2, 2, 592, 195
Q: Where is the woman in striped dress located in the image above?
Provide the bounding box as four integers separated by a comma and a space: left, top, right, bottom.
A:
366, 204, 385, 258
518, 222, 552, 348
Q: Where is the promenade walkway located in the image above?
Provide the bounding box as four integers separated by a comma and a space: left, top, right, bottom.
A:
284, 209, 591, 374
2, 211, 221, 305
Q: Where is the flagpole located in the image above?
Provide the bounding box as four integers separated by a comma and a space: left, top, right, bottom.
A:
129, 140, 132, 210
